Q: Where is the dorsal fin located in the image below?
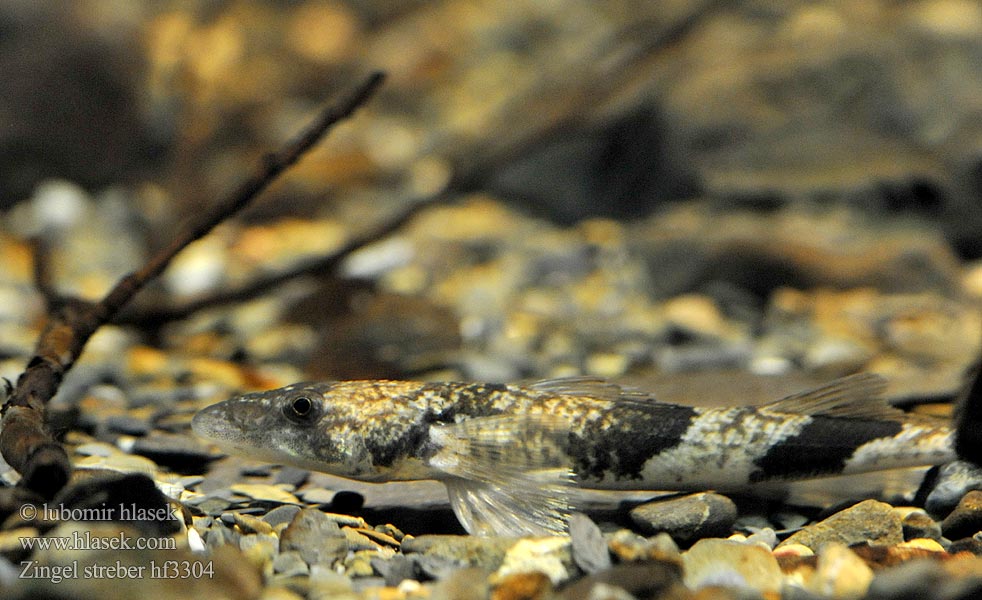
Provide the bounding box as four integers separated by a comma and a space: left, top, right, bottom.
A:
764, 373, 904, 419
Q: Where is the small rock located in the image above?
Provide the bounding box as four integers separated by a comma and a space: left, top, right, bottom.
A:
663, 294, 730, 340
569, 513, 611, 574
230, 483, 301, 505
901, 509, 943, 541
343, 527, 379, 551
275, 466, 310, 487
779, 499, 904, 550
428, 567, 491, 600
489, 572, 552, 600
898, 538, 946, 553
773, 543, 814, 559
806, 543, 874, 600
682, 538, 783, 595
371, 554, 417, 586
280, 508, 349, 567
493, 537, 574, 586
866, 558, 949, 600
342, 550, 377, 578
947, 535, 982, 555
297, 487, 336, 505
557, 561, 683, 600
263, 504, 302, 528
240, 532, 279, 565
629, 492, 737, 543
924, 461, 982, 515
941, 491, 982, 540
233, 512, 274, 536
402, 535, 519, 571
607, 529, 680, 563
745, 528, 779, 549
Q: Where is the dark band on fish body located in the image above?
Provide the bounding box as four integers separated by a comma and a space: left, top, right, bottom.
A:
570, 403, 698, 481
423, 382, 511, 421
366, 421, 432, 467
749, 416, 905, 482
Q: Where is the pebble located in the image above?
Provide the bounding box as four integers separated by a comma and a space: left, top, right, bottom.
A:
230, 484, 302, 505
865, 557, 980, 600
428, 567, 491, 600
401, 535, 519, 572
925, 461, 982, 515
263, 505, 303, 528
901, 509, 943, 541
779, 499, 904, 550
556, 561, 683, 600
606, 530, 681, 563
279, 508, 350, 568
275, 467, 310, 488
234, 512, 275, 536
568, 512, 611, 575
488, 571, 552, 600
805, 543, 874, 599
682, 538, 783, 594
296, 487, 336, 505
371, 554, 417, 587
492, 537, 574, 586
941, 491, 982, 540
629, 492, 737, 543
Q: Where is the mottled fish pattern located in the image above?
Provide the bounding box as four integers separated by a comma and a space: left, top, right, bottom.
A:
192, 374, 955, 536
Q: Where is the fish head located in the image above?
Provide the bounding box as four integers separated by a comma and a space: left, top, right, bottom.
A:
191, 382, 376, 478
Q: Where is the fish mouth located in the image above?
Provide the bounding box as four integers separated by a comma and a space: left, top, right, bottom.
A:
191, 400, 262, 447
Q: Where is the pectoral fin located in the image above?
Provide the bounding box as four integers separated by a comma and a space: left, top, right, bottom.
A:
428, 415, 575, 536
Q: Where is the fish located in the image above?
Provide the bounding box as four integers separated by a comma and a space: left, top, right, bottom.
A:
191, 374, 957, 536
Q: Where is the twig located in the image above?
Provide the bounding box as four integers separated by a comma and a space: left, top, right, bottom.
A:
0, 72, 385, 499
114, 192, 442, 326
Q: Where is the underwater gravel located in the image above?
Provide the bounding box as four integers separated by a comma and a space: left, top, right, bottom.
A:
1, 188, 982, 599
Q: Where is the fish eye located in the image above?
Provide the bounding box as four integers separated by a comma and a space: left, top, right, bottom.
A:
282, 394, 320, 425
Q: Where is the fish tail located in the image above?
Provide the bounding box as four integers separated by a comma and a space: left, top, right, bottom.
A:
955, 359, 982, 466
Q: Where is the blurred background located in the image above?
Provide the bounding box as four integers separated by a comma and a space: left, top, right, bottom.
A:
1, 0, 981, 406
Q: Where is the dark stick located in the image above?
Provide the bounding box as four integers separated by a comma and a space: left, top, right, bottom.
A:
114, 192, 443, 326
0, 72, 385, 499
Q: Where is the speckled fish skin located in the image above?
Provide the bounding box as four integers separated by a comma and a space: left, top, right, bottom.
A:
191, 375, 955, 535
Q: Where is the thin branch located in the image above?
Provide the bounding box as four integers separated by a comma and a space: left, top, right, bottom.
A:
0, 72, 385, 499
114, 192, 443, 326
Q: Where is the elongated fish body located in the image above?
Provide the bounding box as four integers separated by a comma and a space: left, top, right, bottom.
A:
192, 375, 954, 536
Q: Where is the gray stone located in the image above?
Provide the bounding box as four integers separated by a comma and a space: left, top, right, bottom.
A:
280, 508, 349, 567
779, 499, 903, 550
272, 550, 310, 577
275, 466, 310, 487
262, 504, 302, 528
629, 492, 737, 543
371, 553, 417, 586
569, 512, 611, 574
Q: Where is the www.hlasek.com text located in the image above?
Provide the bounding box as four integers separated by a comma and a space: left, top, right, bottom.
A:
19, 530, 177, 552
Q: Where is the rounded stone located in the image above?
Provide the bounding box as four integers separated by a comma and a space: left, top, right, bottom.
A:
629, 492, 737, 543
941, 490, 982, 540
